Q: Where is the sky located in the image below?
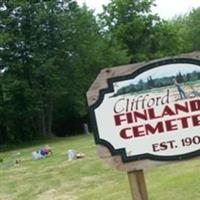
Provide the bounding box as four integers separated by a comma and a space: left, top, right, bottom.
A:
77, 0, 200, 19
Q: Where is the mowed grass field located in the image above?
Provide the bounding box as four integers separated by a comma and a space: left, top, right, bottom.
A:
0, 135, 199, 200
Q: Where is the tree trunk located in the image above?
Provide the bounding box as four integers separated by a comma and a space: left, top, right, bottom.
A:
0, 82, 7, 143
41, 106, 46, 137
47, 99, 53, 136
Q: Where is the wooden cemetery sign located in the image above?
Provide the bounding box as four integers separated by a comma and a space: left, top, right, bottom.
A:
87, 52, 200, 200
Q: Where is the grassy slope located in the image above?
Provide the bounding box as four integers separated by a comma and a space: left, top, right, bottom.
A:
0, 135, 199, 200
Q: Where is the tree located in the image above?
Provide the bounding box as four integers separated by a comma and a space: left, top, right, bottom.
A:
0, 0, 129, 143
169, 15, 191, 53
0, 0, 78, 141
100, 0, 184, 62
185, 7, 200, 51
148, 20, 184, 58
52, 4, 129, 136
100, 0, 159, 62
169, 7, 200, 53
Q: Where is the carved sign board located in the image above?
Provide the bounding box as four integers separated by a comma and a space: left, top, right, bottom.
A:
88, 56, 200, 164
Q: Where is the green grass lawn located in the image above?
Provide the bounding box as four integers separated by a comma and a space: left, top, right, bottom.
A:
0, 134, 199, 200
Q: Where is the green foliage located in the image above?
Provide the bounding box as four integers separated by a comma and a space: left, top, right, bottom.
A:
0, 0, 129, 143
148, 20, 184, 58
185, 8, 200, 51
100, 0, 159, 62
100, 0, 185, 62
168, 7, 200, 53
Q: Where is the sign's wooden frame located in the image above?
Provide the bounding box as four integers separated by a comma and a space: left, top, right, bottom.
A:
87, 52, 200, 200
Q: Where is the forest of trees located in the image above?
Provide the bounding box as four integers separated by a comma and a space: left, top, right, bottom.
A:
0, 0, 200, 144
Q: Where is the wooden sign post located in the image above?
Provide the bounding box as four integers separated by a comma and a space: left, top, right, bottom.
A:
87, 52, 200, 200
128, 170, 148, 200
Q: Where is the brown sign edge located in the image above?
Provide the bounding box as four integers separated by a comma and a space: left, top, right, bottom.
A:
87, 51, 200, 171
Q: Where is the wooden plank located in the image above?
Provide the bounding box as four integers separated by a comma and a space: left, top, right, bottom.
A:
96, 145, 168, 171
128, 170, 148, 200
